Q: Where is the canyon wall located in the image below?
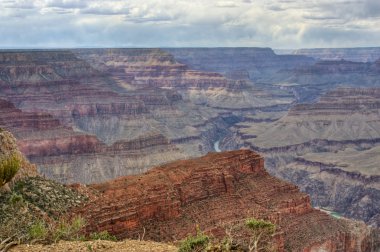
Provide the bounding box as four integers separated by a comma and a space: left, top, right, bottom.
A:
290, 47, 380, 62
235, 87, 380, 227
0, 49, 263, 183
0, 97, 187, 184
1, 48, 379, 232
74, 150, 378, 252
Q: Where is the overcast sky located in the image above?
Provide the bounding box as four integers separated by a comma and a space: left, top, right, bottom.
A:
1, 0, 380, 49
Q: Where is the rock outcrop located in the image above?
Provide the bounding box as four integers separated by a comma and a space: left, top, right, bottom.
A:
235, 87, 380, 227
0, 128, 38, 183
74, 150, 378, 252
0, 129, 86, 243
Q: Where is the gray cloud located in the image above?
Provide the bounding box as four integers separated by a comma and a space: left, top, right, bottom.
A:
3, 0, 36, 9
45, 0, 88, 9
0, 0, 379, 48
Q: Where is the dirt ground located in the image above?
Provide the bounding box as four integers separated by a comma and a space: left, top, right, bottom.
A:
10, 239, 178, 252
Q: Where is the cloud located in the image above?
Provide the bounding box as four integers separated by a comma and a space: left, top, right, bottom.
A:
3, 0, 36, 9
0, 0, 379, 48
45, 0, 88, 9
216, 1, 238, 8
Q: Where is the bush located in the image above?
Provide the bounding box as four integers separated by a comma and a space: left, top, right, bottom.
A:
245, 219, 276, 252
88, 231, 117, 241
179, 227, 210, 252
245, 219, 275, 233
28, 221, 48, 240
52, 216, 86, 242
8, 192, 24, 205
0, 153, 21, 188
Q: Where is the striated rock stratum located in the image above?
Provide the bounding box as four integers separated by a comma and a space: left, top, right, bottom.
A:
236, 87, 380, 228
1, 48, 379, 231
74, 150, 379, 252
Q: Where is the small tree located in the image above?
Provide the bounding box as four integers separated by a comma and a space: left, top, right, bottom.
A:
0, 153, 21, 188
245, 219, 276, 252
178, 226, 210, 252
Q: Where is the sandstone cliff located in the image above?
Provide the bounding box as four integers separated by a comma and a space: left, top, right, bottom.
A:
74, 150, 378, 252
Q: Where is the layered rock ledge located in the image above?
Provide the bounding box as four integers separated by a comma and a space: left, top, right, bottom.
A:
74, 150, 378, 252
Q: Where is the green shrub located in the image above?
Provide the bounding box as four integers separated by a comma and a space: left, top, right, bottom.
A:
179, 227, 210, 252
52, 216, 85, 242
0, 153, 21, 187
245, 219, 276, 252
88, 231, 117, 241
8, 192, 24, 205
28, 221, 48, 240
245, 219, 275, 233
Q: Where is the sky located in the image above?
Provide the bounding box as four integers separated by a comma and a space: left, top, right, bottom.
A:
0, 0, 380, 49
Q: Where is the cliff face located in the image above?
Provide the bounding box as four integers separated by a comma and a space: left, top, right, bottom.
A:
292, 47, 380, 62
0, 49, 251, 183
165, 48, 314, 75
74, 150, 377, 252
289, 88, 380, 116
73, 48, 291, 110
0, 48, 298, 184
1, 48, 379, 233
235, 87, 380, 227
240, 87, 380, 148
0, 97, 192, 184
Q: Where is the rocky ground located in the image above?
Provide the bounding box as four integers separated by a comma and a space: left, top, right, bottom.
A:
10, 240, 177, 252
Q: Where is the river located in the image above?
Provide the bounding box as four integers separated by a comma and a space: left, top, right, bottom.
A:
214, 140, 221, 152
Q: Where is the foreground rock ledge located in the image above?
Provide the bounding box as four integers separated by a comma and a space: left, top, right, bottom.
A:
74, 150, 378, 252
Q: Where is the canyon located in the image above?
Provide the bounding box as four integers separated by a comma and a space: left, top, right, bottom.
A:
2, 129, 378, 251
235, 87, 380, 227
0, 47, 379, 232
74, 150, 378, 252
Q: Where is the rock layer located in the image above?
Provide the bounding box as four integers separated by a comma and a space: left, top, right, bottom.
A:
291, 47, 380, 62
74, 150, 378, 252
235, 87, 380, 227
0, 50, 238, 183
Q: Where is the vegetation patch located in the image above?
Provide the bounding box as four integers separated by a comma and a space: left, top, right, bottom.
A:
178, 227, 210, 252
0, 176, 88, 245
178, 219, 276, 252
0, 153, 21, 188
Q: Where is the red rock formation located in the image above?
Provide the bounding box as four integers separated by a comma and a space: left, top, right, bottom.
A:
0, 98, 182, 184
74, 150, 376, 251
74, 48, 247, 91
0, 49, 265, 184
0, 99, 64, 133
